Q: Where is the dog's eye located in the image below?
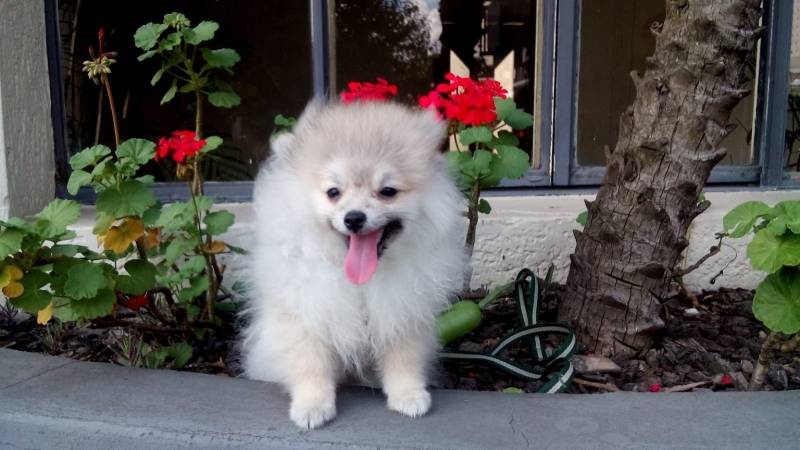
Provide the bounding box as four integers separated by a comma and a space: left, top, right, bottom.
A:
326, 188, 341, 199
379, 187, 398, 198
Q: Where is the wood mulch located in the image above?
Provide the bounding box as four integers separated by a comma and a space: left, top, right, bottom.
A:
2, 286, 798, 393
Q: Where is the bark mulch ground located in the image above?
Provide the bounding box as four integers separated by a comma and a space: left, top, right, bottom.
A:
2, 287, 798, 394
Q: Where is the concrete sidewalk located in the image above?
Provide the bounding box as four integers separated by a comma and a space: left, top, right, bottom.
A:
1, 349, 798, 449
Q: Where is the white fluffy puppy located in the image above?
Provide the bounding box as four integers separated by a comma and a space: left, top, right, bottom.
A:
241, 100, 466, 429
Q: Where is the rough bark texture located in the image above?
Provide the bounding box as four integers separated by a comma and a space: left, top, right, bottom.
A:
560, 0, 763, 358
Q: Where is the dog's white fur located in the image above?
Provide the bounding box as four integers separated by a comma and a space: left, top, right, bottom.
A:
240, 101, 466, 429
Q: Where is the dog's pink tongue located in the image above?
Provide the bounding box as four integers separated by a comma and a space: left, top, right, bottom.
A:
344, 229, 382, 285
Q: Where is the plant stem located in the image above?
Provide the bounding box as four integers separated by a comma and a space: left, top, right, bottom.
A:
749, 331, 782, 391
462, 181, 480, 291
100, 73, 121, 147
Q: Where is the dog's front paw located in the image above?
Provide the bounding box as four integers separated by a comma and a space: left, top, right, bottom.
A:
387, 388, 431, 418
290, 392, 337, 429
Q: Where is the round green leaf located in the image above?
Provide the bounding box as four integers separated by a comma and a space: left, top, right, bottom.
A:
494, 98, 533, 130
183, 21, 219, 45
64, 261, 108, 300
477, 198, 492, 214
70, 288, 116, 320
747, 229, 800, 273
36, 199, 81, 238
96, 180, 156, 219
481, 145, 530, 187
752, 268, 800, 334
576, 211, 588, 226
208, 90, 241, 108
201, 136, 223, 154
69, 145, 111, 170
458, 127, 493, 146
117, 138, 156, 165
67, 170, 92, 196
134, 23, 168, 50
445, 151, 473, 190
177, 275, 210, 302
11, 272, 52, 313
723, 201, 773, 238
117, 259, 157, 295
491, 130, 520, 147
0, 230, 23, 259
201, 48, 240, 68
204, 210, 235, 235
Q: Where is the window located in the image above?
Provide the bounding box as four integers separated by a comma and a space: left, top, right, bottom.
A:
47, 0, 796, 202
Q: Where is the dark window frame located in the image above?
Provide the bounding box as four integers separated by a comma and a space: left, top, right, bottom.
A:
46, 0, 797, 204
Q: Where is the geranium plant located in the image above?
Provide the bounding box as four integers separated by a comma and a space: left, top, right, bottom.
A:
419, 73, 533, 289
722, 200, 800, 389
0, 12, 241, 368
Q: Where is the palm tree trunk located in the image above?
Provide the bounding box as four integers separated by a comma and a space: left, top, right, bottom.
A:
559, 0, 763, 358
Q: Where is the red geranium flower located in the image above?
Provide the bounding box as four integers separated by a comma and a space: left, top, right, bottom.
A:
340, 77, 398, 104
418, 73, 508, 126
117, 292, 149, 311
720, 374, 733, 386
155, 130, 206, 164
648, 383, 662, 393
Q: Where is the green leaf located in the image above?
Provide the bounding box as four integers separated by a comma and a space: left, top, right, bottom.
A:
11, 272, 52, 313
159, 31, 182, 51
458, 127, 493, 146
201, 48, 240, 68
491, 130, 519, 147
164, 235, 200, 263
70, 288, 116, 320
0, 230, 23, 258
36, 199, 81, 238
179, 255, 207, 276
723, 201, 773, 238
64, 261, 108, 300
161, 81, 178, 105
752, 267, 800, 334
494, 98, 533, 130
141, 205, 162, 227
93, 212, 114, 235
137, 50, 158, 62
177, 275, 210, 302
183, 21, 219, 45
274, 114, 297, 128
69, 145, 112, 170
116, 259, 157, 295
117, 138, 156, 165
95, 180, 156, 219
768, 201, 800, 235
577, 211, 588, 226
134, 23, 168, 50
747, 229, 800, 273
203, 210, 234, 235
154, 202, 194, 233
477, 199, 492, 214
136, 175, 156, 186
482, 146, 530, 187
150, 67, 164, 86
445, 151, 474, 190
164, 12, 190, 28
207, 90, 241, 108
200, 136, 223, 154
462, 149, 493, 179
502, 387, 524, 394
155, 343, 193, 369
67, 170, 92, 195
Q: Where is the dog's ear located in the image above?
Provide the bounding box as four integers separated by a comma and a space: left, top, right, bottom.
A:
415, 108, 447, 152
270, 99, 326, 161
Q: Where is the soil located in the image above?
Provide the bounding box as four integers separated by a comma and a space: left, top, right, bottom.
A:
2, 287, 799, 393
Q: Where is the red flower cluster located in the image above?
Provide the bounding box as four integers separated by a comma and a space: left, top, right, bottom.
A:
117, 292, 149, 311
419, 73, 508, 126
340, 77, 398, 103
648, 383, 662, 393
155, 130, 206, 163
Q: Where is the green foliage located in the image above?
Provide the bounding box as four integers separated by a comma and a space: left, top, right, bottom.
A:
725, 199, 800, 336
273, 114, 297, 134
134, 12, 240, 109
576, 211, 588, 227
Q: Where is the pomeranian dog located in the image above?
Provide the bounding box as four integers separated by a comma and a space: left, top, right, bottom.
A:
240, 100, 466, 429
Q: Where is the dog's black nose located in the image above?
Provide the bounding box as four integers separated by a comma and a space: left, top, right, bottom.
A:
344, 210, 366, 232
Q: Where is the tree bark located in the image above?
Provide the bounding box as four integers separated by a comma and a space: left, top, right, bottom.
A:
560, 0, 763, 358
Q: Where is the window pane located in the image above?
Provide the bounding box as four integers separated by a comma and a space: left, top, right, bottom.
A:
58, 0, 311, 181
575, 0, 756, 167
786, 1, 800, 176
332, 0, 543, 169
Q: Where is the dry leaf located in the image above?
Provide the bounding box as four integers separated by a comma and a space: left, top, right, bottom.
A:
98, 217, 145, 254
37, 301, 54, 325
202, 240, 226, 254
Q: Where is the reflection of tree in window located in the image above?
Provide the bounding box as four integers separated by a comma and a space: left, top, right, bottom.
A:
334, 0, 439, 103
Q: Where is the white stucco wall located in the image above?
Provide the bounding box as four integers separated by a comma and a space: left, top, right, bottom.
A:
66, 189, 798, 292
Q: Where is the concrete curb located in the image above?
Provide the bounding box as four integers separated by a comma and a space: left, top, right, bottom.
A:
1, 349, 798, 449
